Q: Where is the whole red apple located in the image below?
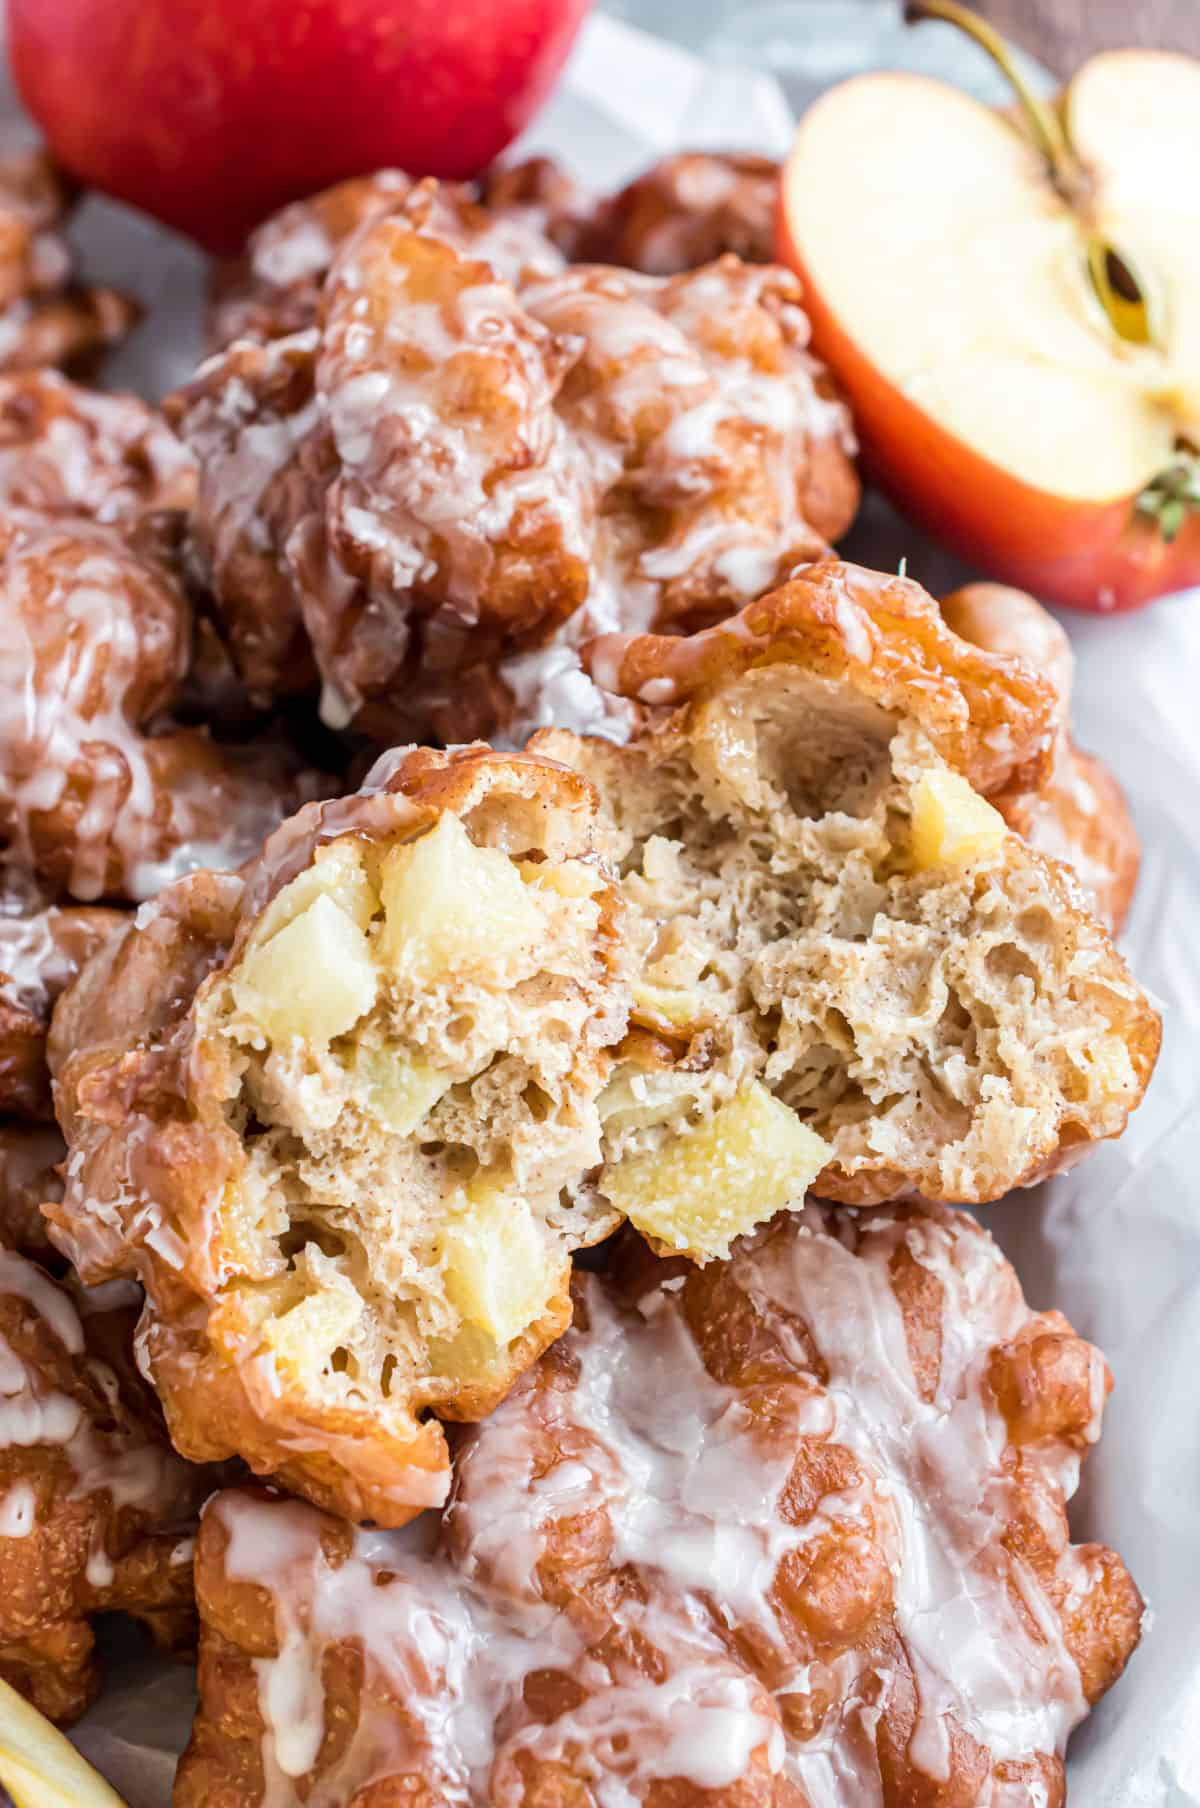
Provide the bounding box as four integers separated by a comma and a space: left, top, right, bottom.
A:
6, 0, 593, 254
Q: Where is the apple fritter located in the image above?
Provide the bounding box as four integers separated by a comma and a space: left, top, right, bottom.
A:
175, 1201, 1142, 1808
172, 176, 857, 740
0, 150, 137, 377
0, 1245, 204, 1725
941, 582, 1140, 931
483, 150, 781, 276
539, 559, 1158, 1207
0, 367, 334, 902
476, 151, 605, 260
0, 505, 328, 902
48, 746, 633, 1526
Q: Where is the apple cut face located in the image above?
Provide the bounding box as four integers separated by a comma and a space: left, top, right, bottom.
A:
782, 65, 1200, 504
1067, 50, 1200, 416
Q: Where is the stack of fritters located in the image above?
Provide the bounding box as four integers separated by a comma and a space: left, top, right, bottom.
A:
0, 143, 1157, 1805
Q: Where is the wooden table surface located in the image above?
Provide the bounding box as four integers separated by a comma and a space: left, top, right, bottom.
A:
977, 0, 1196, 65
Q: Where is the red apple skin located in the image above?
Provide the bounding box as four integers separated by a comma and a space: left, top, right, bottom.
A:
777, 197, 1200, 614
7, 0, 593, 255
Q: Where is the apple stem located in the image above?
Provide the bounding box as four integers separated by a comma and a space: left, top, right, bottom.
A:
903, 0, 1079, 192
1136, 455, 1200, 544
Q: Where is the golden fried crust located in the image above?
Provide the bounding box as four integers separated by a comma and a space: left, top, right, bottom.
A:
210, 155, 782, 350
1012, 744, 1140, 936
176, 1203, 1141, 1808
522, 258, 856, 609
209, 170, 420, 349
172, 181, 856, 743
314, 206, 589, 655
941, 583, 1140, 932
0, 897, 125, 1119
576, 151, 781, 274
995, 744, 1141, 940
0, 1245, 205, 1724
585, 559, 1058, 808
48, 747, 626, 1526
0, 150, 138, 376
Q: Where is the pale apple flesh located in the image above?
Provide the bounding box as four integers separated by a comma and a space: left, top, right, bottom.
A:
779, 54, 1200, 608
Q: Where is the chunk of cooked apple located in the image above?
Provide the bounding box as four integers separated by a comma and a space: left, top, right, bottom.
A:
232, 892, 378, 1044
600, 1082, 831, 1261
909, 769, 1007, 871
354, 1049, 454, 1135
440, 1187, 558, 1346
255, 840, 380, 941
378, 814, 543, 980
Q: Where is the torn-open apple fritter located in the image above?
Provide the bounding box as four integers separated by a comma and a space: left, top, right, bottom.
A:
46, 563, 1157, 1526
172, 176, 857, 743
541, 559, 1158, 1210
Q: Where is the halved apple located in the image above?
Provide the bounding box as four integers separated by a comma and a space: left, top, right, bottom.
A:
778, 5, 1200, 612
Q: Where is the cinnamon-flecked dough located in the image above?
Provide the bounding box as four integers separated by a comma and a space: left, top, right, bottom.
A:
0, 150, 138, 376
175, 1202, 1142, 1808
538, 560, 1158, 1208
941, 583, 1141, 932
171, 174, 857, 742
48, 747, 633, 1526
0, 1245, 205, 1724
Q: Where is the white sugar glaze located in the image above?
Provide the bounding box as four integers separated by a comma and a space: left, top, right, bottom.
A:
210, 1202, 1104, 1805
0, 1249, 83, 1355
746, 1211, 1091, 1783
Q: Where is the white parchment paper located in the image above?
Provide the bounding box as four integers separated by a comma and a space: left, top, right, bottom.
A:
1, 10, 1194, 1803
